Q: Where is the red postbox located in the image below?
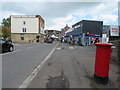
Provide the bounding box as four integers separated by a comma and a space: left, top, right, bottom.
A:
94, 43, 113, 84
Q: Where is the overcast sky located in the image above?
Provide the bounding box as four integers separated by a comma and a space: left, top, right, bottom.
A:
1, 0, 119, 30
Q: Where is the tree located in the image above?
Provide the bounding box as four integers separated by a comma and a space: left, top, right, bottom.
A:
2, 27, 10, 39
1, 17, 11, 27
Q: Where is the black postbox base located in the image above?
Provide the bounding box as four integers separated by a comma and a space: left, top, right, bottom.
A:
94, 74, 108, 84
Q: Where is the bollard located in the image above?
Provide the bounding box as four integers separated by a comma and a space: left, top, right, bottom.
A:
94, 43, 113, 84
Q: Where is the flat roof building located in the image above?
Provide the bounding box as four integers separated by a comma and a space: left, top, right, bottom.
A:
66, 20, 103, 46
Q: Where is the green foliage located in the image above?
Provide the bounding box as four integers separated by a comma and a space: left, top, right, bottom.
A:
2, 27, 10, 39
1, 17, 11, 27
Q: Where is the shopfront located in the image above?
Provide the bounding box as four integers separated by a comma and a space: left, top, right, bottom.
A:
85, 34, 102, 46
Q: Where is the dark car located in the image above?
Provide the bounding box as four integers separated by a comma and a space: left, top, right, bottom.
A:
46, 38, 53, 43
0, 39, 14, 52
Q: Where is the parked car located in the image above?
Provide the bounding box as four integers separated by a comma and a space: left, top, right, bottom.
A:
46, 38, 53, 43
0, 39, 14, 52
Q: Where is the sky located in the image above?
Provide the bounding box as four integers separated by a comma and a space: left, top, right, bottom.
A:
1, 0, 119, 30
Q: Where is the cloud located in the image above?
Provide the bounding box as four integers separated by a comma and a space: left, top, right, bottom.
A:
1, 2, 118, 30
1, 0, 120, 2
46, 2, 118, 30
47, 15, 74, 30
100, 15, 118, 22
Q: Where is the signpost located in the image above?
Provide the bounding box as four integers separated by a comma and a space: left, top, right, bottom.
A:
110, 25, 119, 36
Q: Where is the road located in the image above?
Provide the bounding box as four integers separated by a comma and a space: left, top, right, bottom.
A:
28, 43, 95, 88
28, 43, 118, 88
2, 42, 118, 88
2, 42, 58, 88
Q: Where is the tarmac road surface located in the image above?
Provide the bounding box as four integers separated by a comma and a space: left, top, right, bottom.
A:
2, 42, 58, 88
28, 43, 118, 88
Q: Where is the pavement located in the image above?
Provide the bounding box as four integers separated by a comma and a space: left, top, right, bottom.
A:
27, 43, 119, 88
2, 42, 58, 88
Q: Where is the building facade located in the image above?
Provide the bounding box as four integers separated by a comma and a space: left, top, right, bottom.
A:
61, 24, 71, 37
66, 20, 103, 46
71, 20, 103, 35
11, 15, 45, 43
103, 25, 120, 42
44, 30, 61, 40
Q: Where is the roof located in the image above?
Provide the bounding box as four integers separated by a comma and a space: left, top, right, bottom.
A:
11, 15, 44, 20
72, 20, 103, 27
45, 30, 61, 32
11, 15, 36, 18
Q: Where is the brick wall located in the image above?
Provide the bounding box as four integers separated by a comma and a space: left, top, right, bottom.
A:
11, 33, 38, 43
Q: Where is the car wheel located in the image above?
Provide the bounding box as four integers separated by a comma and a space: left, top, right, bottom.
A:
9, 46, 14, 52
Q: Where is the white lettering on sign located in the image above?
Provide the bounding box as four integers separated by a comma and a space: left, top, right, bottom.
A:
95, 34, 100, 36
74, 24, 82, 29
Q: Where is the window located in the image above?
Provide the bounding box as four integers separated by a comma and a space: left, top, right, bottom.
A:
0, 39, 5, 44
23, 21, 26, 25
24, 28, 26, 32
21, 37, 24, 40
22, 28, 24, 32
22, 28, 26, 32
21, 34, 24, 40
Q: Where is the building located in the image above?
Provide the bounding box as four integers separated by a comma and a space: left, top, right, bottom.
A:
72, 20, 103, 35
66, 20, 103, 46
61, 24, 71, 37
103, 25, 120, 42
44, 30, 61, 40
11, 15, 45, 43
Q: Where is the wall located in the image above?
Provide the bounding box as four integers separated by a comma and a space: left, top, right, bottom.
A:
40, 16, 45, 34
83, 20, 103, 35
11, 33, 38, 43
72, 20, 103, 35
11, 16, 39, 33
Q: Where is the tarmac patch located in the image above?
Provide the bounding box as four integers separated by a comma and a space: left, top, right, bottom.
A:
46, 70, 70, 88
47, 62, 52, 66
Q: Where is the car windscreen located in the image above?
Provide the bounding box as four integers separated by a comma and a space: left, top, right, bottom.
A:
0, 39, 6, 44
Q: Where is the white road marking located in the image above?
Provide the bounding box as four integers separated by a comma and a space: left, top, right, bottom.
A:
1, 50, 21, 56
56, 47, 61, 50
69, 47, 74, 49
26, 47, 33, 50
18, 43, 59, 88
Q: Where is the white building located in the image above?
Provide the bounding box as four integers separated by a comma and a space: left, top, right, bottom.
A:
11, 15, 45, 42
